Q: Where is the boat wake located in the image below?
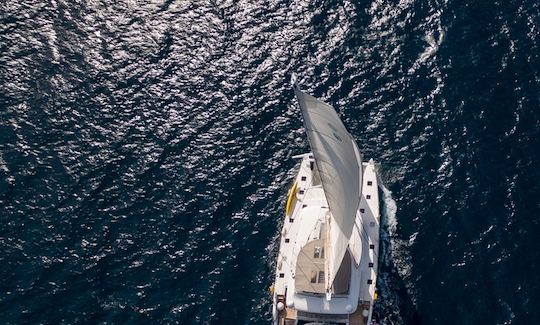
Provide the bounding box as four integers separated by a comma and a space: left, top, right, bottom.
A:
374, 176, 417, 325
380, 183, 398, 236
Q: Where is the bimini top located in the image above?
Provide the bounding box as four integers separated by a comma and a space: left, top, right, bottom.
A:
293, 82, 363, 295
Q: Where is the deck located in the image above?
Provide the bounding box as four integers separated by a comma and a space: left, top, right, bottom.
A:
273, 158, 380, 325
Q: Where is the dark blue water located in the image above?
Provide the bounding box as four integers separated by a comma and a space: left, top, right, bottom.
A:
1, 0, 539, 324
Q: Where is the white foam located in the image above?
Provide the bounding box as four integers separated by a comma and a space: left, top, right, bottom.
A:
418, 35, 436, 62
0, 151, 8, 172
48, 31, 60, 62
408, 13, 446, 75
377, 173, 419, 317
380, 181, 398, 235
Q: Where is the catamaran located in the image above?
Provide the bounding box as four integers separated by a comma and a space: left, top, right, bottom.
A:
272, 79, 380, 325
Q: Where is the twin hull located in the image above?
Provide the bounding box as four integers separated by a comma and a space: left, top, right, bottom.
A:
272, 156, 380, 325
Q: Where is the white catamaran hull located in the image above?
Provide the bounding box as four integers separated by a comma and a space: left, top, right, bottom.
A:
272, 156, 380, 325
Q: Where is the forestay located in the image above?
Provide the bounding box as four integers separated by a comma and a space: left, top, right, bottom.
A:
293, 83, 363, 295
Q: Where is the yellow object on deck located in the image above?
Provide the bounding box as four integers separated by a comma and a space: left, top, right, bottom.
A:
285, 181, 298, 216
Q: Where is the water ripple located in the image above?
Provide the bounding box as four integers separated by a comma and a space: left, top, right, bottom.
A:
1, 0, 539, 324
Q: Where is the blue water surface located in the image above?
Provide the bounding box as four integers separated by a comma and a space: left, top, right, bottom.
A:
1, 0, 539, 324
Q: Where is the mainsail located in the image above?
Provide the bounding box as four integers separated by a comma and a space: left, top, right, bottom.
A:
293, 83, 363, 294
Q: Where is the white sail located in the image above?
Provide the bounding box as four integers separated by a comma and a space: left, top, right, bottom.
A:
293, 84, 363, 293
